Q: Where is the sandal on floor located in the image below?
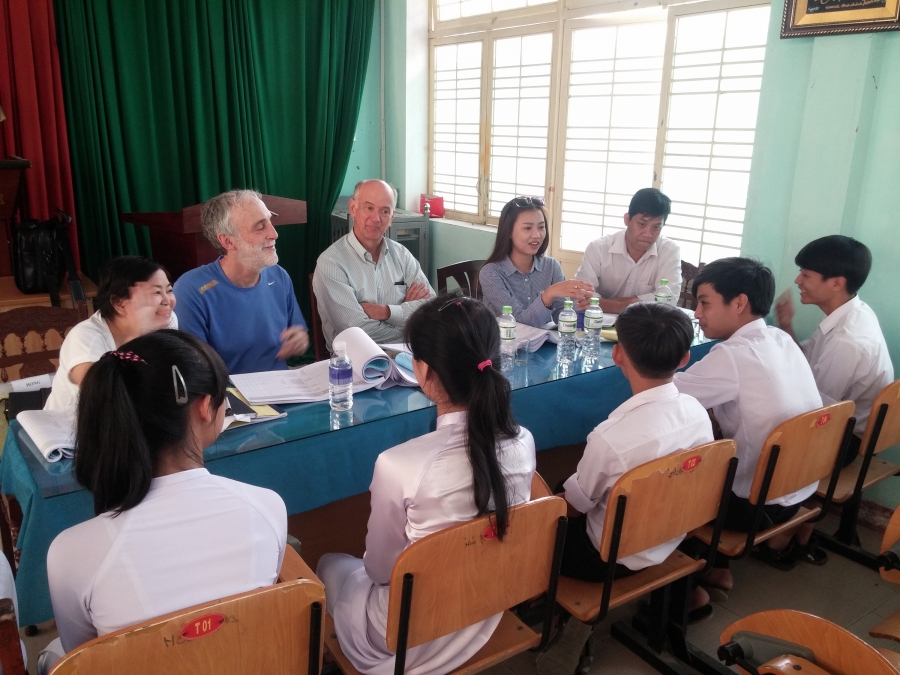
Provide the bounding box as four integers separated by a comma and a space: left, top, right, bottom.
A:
794, 542, 828, 566
688, 603, 714, 624
750, 543, 796, 571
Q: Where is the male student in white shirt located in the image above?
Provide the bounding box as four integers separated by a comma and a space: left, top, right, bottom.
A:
776, 235, 894, 465
538, 303, 714, 675
673, 258, 823, 592
574, 188, 682, 314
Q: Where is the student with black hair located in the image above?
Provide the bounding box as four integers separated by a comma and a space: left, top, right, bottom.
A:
317, 296, 536, 675
538, 303, 714, 675
45, 256, 177, 410
673, 258, 821, 585
40, 330, 287, 674
776, 235, 893, 461
480, 196, 593, 326
574, 188, 682, 314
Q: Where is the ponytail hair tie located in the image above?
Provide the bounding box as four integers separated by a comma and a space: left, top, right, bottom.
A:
477, 359, 492, 372
104, 350, 147, 364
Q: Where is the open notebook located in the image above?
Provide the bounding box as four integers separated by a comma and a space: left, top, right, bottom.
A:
231, 327, 417, 405
17, 406, 76, 463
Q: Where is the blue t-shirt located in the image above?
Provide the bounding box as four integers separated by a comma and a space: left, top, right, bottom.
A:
174, 259, 307, 374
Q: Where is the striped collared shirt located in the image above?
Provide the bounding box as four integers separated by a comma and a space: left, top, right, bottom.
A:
313, 231, 434, 350
478, 255, 566, 326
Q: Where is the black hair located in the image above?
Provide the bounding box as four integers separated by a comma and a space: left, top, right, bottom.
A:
404, 295, 518, 539
616, 303, 694, 379
75, 329, 228, 516
484, 198, 550, 266
95, 256, 171, 321
794, 235, 872, 295
692, 257, 775, 316
628, 188, 672, 221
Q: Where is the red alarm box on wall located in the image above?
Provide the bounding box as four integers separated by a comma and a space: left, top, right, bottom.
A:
419, 194, 445, 218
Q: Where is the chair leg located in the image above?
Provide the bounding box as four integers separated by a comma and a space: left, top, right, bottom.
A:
815, 495, 880, 570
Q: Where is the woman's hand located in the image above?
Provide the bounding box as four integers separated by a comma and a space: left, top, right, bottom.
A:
541, 280, 594, 310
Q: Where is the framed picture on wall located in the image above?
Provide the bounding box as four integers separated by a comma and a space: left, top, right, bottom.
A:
782, 0, 900, 36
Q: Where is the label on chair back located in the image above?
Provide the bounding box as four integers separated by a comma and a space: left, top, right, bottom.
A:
816, 414, 831, 427
682, 455, 702, 472
180, 614, 226, 640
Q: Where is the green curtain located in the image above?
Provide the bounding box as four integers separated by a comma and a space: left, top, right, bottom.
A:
53, 0, 375, 313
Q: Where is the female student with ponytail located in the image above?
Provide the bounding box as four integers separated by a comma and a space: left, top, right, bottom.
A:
317, 295, 536, 675
40, 330, 287, 673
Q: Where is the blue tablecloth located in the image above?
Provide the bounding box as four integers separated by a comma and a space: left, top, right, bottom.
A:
0, 340, 713, 625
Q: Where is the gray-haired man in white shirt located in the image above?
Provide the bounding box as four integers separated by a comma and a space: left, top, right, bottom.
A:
313, 180, 435, 350
776, 235, 893, 461
574, 188, 682, 314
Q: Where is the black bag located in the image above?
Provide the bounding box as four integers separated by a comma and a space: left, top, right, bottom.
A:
12, 210, 85, 309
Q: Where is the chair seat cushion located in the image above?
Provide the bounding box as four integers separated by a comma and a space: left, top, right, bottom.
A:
555, 551, 704, 623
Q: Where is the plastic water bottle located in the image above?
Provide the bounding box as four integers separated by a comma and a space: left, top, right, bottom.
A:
654, 279, 674, 305
498, 305, 516, 372
582, 297, 603, 364
329, 341, 353, 411
557, 299, 578, 364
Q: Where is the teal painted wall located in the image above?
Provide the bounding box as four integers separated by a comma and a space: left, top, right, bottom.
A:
742, 2, 900, 507
429, 220, 496, 287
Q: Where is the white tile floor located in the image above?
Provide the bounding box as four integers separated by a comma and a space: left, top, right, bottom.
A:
14, 514, 900, 674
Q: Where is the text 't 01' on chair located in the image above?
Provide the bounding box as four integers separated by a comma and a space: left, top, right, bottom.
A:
436, 260, 485, 299
549, 441, 739, 675
717, 609, 899, 675
815, 379, 900, 569
48, 547, 325, 675
324, 496, 568, 675
690, 401, 856, 572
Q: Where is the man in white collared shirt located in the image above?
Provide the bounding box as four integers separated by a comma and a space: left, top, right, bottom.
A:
673, 258, 822, 583
574, 188, 682, 314
776, 235, 893, 461
313, 180, 435, 350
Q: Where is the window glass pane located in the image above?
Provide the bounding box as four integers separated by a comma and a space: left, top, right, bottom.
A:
488, 33, 554, 216
436, 0, 556, 21
432, 42, 483, 214
660, 5, 770, 266
559, 22, 665, 252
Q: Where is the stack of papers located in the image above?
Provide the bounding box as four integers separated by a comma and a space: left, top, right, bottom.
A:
17, 406, 76, 462
231, 327, 417, 405
223, 389, 287, 430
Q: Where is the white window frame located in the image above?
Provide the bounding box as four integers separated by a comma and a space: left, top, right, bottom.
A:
428, 0, 771, 264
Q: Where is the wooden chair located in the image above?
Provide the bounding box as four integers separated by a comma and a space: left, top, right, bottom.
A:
308, 273, 330, 362
0, 598, 25, 675
690, 401, 856, 562
49, 547, 325, 675
531, 471, 552, 499
678, 261, 704, 310
814, 379, 900, 569
715, 609, 899, 675
866, 505, 900, 644
0, 305, 80, 383
436, 260, 485, 298
324, 496, 568, 675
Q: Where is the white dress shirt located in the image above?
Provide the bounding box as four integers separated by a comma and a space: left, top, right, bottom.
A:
563, 383, 713, 570
575, 230, 682, 302
47, 469, 287, 652
801, 296, 894, 436
313, 232, 435, 351
673, 319, 823, 504
328, 412, 536, 675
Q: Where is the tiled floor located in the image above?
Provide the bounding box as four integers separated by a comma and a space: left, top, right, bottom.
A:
14, 514, 900, 674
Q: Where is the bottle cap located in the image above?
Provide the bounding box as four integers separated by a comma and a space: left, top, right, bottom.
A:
661, 279, 668, 285
564, 299, 573, 308
590, 297, 599, 306
333, 341, 347, 352
502, 305, 512, 314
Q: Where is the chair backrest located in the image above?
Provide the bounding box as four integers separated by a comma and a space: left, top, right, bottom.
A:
720, 609, 898, 675
0, 598, 25, 675
598, 441, 737, 561
385, 496, 566, 652
531, 472, 553, 499
436, 260, 485, 298
0, 306, 80, 382
678, 261, 704, 310
308, 274, 330, 362
49, 579, 325, 675
748, 401, 855, 504
860, 379, 900, 456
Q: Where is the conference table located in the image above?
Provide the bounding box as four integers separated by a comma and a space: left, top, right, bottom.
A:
0, 337, 713, 626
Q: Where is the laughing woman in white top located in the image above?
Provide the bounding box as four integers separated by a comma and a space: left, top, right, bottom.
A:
45, 255, 178, 410
317, 296, 536, 675
39, 330, 287, 674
